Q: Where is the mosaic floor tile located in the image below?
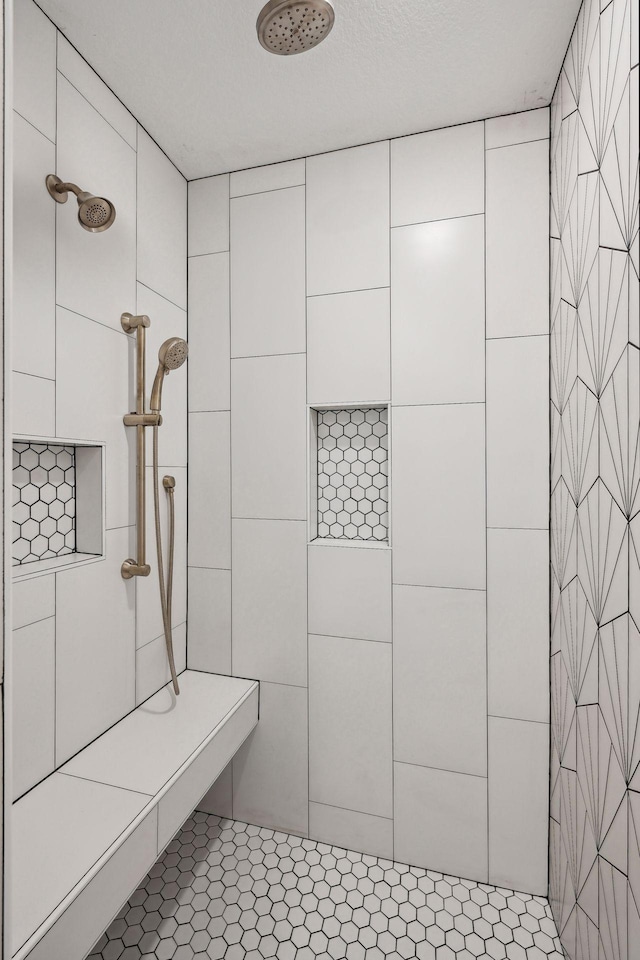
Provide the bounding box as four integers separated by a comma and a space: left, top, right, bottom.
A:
88, 813, 564, 960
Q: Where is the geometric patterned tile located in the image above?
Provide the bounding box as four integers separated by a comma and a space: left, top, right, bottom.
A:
87, 813, 565, 960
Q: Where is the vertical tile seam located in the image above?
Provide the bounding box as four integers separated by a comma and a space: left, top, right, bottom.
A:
483, 118, 490, 884
388, 137, 395, 858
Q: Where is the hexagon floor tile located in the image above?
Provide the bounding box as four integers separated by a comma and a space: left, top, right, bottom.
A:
87, 813, 564, 960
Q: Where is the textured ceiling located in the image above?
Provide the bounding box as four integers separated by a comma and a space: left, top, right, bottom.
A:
36, 0, 580, 179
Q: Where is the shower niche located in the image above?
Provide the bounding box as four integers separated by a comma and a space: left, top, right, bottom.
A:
309, 405, 389, 545
12, 437, 105, 578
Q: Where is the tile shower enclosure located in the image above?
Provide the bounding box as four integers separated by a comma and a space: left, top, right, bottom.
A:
187, 111, 550, 892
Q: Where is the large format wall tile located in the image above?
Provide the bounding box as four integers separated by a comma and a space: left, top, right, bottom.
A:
188, 174, 229, 256
486, 139, 549, 337
135, 623, 186, 705
309, 803, 393, 859
487, 336, 548, 529
485, 107, 549, 149
309, 634, 392, 818
188, 253, 230, 412
13, 575, 55, 630
230, 159, 305, 197
393, 585, 487, 776
13, 0, 56, 140
230, 186, 305, 357
391, 121, 484, 226
488, 529, 549, 723
394, 761, 488, 880
56, 76, 136, 334
391, 215, 485, 404
137, 128, 187, 310
12, 617, 55, 798
231, 354, 306, 520
306, 141, 389, 296
187, 568, 231, 675
12, 373, 55, 438
55, 527, 136, 764
188, 412, 230, 569
12, 114, 55, 380
393, 404, 485, 589
232, 519, 307, 687
308, 543, 391, 643
307, 288, 390, 404
233, 681, 308, 837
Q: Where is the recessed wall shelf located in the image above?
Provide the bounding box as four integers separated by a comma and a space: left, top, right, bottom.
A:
311, 406, 389, 543
12, 438, 105, 579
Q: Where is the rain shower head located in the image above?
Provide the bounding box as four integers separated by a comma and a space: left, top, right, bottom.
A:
256, 0, 335, 55
46, 174, 116, 232
150, 337, 189, 412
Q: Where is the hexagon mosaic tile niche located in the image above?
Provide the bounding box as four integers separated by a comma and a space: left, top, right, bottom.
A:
12, 442, 76, 564
88, 812, 564, 960
316, 408, 389, 542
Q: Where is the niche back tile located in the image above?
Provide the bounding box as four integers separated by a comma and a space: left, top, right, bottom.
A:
316, 407, 388, 542
13, 442, 76, 564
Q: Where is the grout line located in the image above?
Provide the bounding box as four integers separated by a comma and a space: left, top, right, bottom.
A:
12, 108, 56, 145
394, 759, 489, 780
231, 351, 306, 361
308, 798, 394, 822
56, 69, 136, 153
230, 181, 306, 201
58, 770, 153, 799
306, 284, 391, 300
391, 210, 485, 230
483, 117, 491, 883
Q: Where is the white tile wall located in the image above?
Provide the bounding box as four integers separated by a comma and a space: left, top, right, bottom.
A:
12, 114, 55, 380
231, 354, 306, 520
230, 186, 305, 357
391, 121, 484, 226
13, 575, 55, 630
306, 141, 390, 296
188, 412, 231, 568
486, 336, 549, 529
391, 215, 485, 404
188, 109, 550, 889
12, 372, 55, 437
393, 403, 486, 589
232, 519, 307, 687
188, 174, 229, 256
233, 681, 309, 837
13, 0, 56, 140
308, 543, 392, 643
307, 288, 390, 404
393, 585, 487, 777
309, 634, 392, 818
394, 762, 488, 880
12, 617, 55, 798
135, 624, 187, 705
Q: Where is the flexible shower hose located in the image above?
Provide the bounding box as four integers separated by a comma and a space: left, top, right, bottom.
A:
153, 424, 180, 695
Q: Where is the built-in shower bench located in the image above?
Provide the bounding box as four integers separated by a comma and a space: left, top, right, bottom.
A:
11, 670, 259, 960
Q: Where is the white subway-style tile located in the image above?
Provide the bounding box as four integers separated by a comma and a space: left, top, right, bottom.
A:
392, 404, 486, 589
188, 252, 230, 412
391, 215, 485, 404
394, 761, 488, 880
56, 76, 136, 334
13, 574, 55, 630
488, 717, 549, 894
308, 542, 392, 643
55, 527, 136, 764
188, 568, 231, 675
485, 107, 549, 149
307, 288, 390, 404
14, 0, 56, 141
232, 519, 307, 687
309, 802, 394, 860
13, 372, 55, 438
137, 127, 187, 310
393, 585, 487, 777
487, 336, 549, 529
56, 35, 137, 148
188, 412, 231, 568
230, 186, 305, 357
488, 529, 550, 723
306, 141, 389, 296
233, 681, 309, 837
230, 159, 305, 197
486, 138, 549, 337
135, 624, 187, 705
231, 355, 306, 520
12, 617, 56, 798
13, 114, 56, 380
309, 634, 392, 818
188, 175, 229, 255
56, 307, 134, 531
391, 121, 484, 226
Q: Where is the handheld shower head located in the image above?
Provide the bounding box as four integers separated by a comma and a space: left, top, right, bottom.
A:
46, 175, 116, 232
150, 337, 188, 412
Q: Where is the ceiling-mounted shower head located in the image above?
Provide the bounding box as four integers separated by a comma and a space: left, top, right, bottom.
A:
256, 0, 335, 55
46, 174, 116, 232
150, 337, 189, 412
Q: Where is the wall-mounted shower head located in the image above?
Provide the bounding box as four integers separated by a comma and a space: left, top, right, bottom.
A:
150, 337, 189, 412
46, 174, 116, 232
